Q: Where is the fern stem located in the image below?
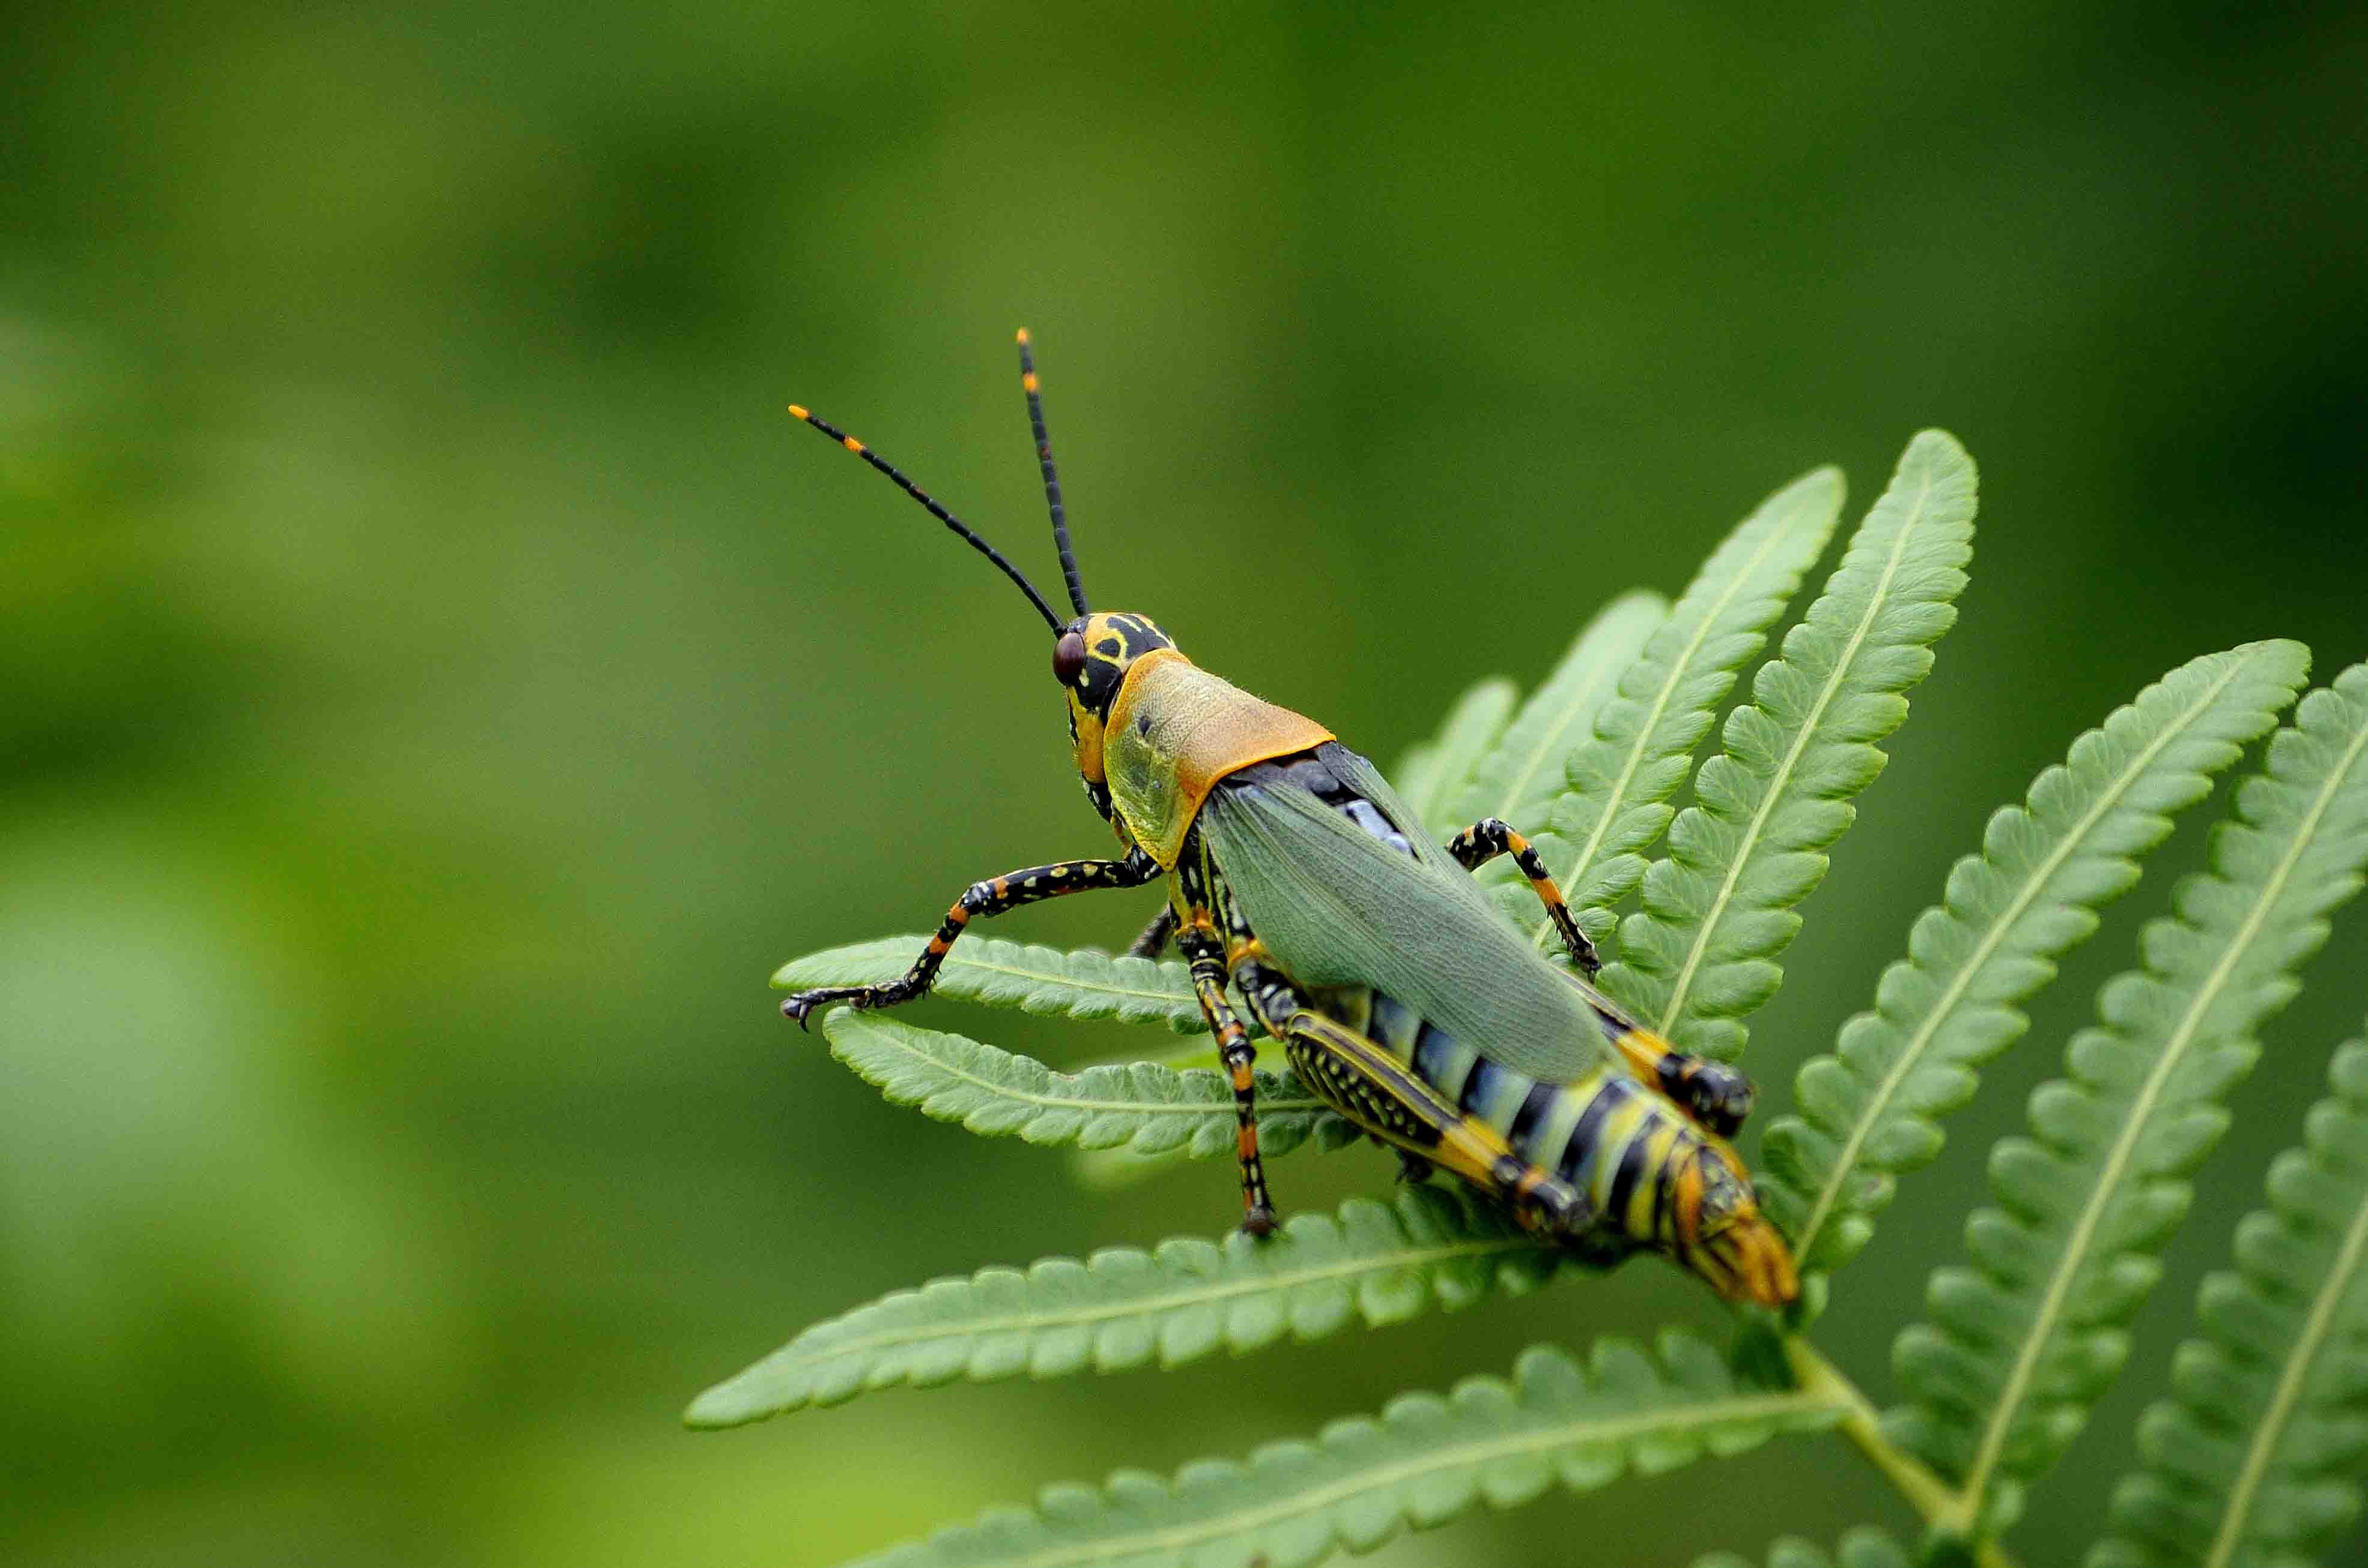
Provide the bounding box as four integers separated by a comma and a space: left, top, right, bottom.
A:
1783, 1339, 2021, 1568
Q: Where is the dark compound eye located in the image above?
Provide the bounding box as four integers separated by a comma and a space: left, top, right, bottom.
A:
1052, 630, 1088, 686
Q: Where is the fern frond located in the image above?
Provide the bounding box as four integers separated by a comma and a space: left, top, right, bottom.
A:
1392, 676, 1518, 838
2087, 1034, 2368, 1568
1453, 589, 1667, 838
1696, 1527, 1914, 1568
821, 1010, 1354, 1156
1759, 640, 2311, 1275
1603, 430, 1976, 1060
776, 937, 1203, 1032
1889, 661, 2368, 1540
685, 1185, 1564, 1429
1511, 465, 1845, 942
845, 1334, 1844, 1568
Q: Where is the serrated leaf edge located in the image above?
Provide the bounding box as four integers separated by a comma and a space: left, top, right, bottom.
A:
1533, 471, 1843, 943
687, 1188, 1560, 1427
1948, 682, 2368, 1526
1787, 644, 2273, 1264
2202, 1123, 2368, 1568
857, 1337, 1844, 1568
776, 936, 1203, 1031
1650, 434, 1963, 1038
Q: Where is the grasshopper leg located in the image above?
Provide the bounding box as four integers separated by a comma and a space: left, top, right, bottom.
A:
1445, 818, 1600, 976
1553, 975, 1756, 1138
1442, 817, 1748, 1132
1177, 923, 1276, 1236
1625, 1034, 1755, 1137
781, 849, 1159, 1026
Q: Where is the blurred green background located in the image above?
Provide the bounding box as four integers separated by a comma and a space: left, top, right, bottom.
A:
7, 5, 2367, 1565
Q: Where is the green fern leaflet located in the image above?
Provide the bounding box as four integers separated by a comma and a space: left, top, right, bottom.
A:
2087, 1032, 2368, 1568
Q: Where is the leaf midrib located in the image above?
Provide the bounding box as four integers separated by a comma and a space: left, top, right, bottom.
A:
841, 1016, 1332, 1119
1790, 650, 2258, 1261
995, 1387, 1838, 1567
1535, 516, 1813, 946
1653, 472, 1932, 1037
1953, 707, 2368, 1521
2204, 1142, 2368, 1568
753, 1233, 1549, 1381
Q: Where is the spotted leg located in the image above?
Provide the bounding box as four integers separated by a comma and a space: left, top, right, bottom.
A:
781, 848, 1160, 1026
1445, 818, 1600, 976
1176, 920, 1276, 1235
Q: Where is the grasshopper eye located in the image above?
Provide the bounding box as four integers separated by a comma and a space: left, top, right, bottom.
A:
1053, 630, 1088, 686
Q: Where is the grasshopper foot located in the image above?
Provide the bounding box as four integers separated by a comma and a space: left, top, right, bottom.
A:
780, 982, 919, 1029
1662, 1058, 1754, 1138
1239, 1204, 1278, 1238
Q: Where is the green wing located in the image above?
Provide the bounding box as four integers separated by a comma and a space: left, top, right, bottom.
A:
1198, 744, 1603, 1083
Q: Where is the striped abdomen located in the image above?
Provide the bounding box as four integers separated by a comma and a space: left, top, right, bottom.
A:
1310, 987, 1734, 1257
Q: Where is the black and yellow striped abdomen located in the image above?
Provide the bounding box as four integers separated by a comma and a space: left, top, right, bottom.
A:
1305, 987, 1733, 1258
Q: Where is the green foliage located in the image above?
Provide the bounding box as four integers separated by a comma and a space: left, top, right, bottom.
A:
722, 436, 2368, 1568
846, 1335, 1843, 1568
1391, 676, 1519, 837
1888, 662, 2368, 1536
1451, 589, 1667, 838
1696, 1528, 1915, 1568
778, 937, 1203, 1032
1759, 640, 2313, 1276
819, 1011, 1353, 1157
688, 1185, 1564, 1429
2088, 1034, 2368, 1568
1603, 431, 1976, 1059
1507, 464, 1844, 943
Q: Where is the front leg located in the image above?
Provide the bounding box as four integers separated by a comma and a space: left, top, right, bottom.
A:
1445, 818, 1600, 976
782, 849, 1159, 1026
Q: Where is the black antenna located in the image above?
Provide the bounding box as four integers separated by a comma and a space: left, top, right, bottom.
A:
1016, 328, 1090, 617
787, 404, 1062, 632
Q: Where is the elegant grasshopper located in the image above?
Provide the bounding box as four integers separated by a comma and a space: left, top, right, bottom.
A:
779, 332, 1798, 1306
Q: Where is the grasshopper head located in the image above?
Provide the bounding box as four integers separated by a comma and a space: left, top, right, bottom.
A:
1055, 612, 1177, 817
1672, 1143, 1800, 1307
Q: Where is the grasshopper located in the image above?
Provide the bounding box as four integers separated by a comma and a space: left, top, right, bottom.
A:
779, 333, 1798, 1306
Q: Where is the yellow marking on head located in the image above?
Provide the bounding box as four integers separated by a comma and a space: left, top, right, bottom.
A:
786, 404, 809, 420
842, 435, 864, 453
1022, 371, 1040, 392
1015, 327, 1031, 345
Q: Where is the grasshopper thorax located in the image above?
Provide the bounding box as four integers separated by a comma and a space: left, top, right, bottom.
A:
1057, 612, 1178, 818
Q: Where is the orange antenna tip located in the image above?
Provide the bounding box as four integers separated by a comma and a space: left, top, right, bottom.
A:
786, 404, 809, 420
1015, 327, 1030, 346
